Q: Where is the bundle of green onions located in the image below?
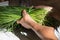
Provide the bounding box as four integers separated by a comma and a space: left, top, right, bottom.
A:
0, 6, 51, 31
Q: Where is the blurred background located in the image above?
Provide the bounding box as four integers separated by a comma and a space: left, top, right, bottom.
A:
0, 0, 60, 40
0, 0, 60, 10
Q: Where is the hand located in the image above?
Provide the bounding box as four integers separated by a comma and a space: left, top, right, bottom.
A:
17, 10, 36, 29
34, 5, 53, 12
21, 10, 36, 23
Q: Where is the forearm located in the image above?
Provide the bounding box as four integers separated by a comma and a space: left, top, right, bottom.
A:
27, 21, 46, 39
27, 21, 44, 31
27, 21, 58, 40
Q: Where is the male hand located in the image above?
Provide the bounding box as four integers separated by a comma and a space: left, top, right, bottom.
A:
17, 10, 36, 29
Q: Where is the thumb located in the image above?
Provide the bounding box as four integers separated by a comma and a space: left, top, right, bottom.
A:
17, 18, 23, 24
22, 9, 28, 17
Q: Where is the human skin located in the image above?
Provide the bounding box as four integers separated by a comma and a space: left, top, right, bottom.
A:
17, 9, 58, 40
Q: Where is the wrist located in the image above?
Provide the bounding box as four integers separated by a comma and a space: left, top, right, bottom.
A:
26, 21, 38, 29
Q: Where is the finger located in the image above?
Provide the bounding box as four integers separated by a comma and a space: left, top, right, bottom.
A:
17, 18, 23, 24
20, 22, 32, 29
43, 6, 53, 12
33, 6, 42, 9
22, 9, 27, 17
34, 5, 53, 9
